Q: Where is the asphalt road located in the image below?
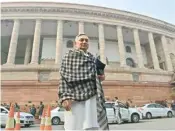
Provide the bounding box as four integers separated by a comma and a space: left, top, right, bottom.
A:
1, 117, 175, 130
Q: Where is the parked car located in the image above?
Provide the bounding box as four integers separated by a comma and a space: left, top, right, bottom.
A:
105, 101, 142, 123
0, 106, 35, 127
51, 107, 65, 125
137, 103, 174, 119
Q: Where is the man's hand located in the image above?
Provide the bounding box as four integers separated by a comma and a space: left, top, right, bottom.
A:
98, 75, 105, 81
62, 99, 72, 111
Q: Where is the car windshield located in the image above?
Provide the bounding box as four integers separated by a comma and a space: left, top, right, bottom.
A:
52, 107, 65, 111
2, 106, 10, 111
59, 107, 65, 111
118, 102, 128, 108
155, 104, 165, 108
104, 103, 113, 108
52, 107, 59, 111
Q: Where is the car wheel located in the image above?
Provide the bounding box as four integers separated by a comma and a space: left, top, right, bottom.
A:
167, 111, 173, 118
131, 114, 140, 123
146, 112, 152, 119
52, 117, 61, 125
24, 124, 30, 127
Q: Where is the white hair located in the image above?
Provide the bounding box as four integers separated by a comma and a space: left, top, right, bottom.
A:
75, 34, 88, 42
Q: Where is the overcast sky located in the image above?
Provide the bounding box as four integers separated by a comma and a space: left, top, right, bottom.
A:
1, 0, 175, 25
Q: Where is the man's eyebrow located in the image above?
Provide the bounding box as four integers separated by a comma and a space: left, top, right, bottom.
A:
79, 38, 88, 39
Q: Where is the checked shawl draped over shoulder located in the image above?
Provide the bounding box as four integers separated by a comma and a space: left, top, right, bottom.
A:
58, 49, 109, 130
59, 49, 97, 103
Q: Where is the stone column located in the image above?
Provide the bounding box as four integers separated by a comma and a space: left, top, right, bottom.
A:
24, 39, 32, 64
148, 32, 160, 69
172, 38, 175, 54
30, 19, 41, 64
161, 35, 173, 71
133, 29, 144, 68
172, 38, 175, 70
117, 26, 126, 67
55, 20, 63, 64
98, 24, 106, 64
6, 19, 20, 64
79, 21, 84, 34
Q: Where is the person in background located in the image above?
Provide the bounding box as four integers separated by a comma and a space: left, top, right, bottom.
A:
38, 101, 44, 119
114, 97, 122, 124
128, 99, 134, 107
30, 104, 36, 117
14, 102, 20, 112
163, 99, 168, 107
125, 99, 130, 108
171, 100, 175, 116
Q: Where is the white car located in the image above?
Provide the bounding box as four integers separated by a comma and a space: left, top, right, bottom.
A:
137, 103, 174, 119
0, 106, 35, 127
105, 102, 143, 123
51, 107, 65, 125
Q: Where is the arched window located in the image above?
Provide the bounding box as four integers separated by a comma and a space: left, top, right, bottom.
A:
66, 40, 73, 48
126, 58, 135, 68
125, 46, 131, 53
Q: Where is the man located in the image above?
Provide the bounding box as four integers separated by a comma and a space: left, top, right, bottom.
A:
171, 100, 175, 115
58, 34, 109, 130
114, 97, 122, 124
14, 102, 20, 112
38, 101, 44, 119
125, 99, 130, 108
30, 104, 36, 117
163, 99, 168, 107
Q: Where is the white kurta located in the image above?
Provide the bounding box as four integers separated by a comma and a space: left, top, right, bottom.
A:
64, 95, 99, 130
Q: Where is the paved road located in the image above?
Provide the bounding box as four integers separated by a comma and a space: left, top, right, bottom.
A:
109, 117, 175, 130
1, 117, 175, 130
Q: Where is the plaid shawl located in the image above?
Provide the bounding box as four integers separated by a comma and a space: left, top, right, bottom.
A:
96, 77, 109, 130
59, 49, 97, 103
58, 49, 109, 130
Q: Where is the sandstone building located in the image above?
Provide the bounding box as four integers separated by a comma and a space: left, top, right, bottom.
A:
1, 2, 175, 105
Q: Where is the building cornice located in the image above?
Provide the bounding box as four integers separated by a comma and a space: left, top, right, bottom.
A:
1, 64, 173, 76
1, 2, 175, 35
1, 80, 171, 87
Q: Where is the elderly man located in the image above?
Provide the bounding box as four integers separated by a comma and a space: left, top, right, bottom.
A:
58, 34, 109, 130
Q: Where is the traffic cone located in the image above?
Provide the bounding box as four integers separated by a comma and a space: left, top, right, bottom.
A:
40, 109, 45, 130
5, 104, 15, 131
14, 111, 20, 130
44, 105, 52, 131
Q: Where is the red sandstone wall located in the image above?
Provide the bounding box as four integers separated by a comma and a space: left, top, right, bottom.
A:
1, 80, 173, 106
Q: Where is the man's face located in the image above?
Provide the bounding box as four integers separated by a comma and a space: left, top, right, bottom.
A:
75, 35, 89, 51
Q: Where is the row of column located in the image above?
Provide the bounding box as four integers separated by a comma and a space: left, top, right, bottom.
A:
6, 19, 173, 71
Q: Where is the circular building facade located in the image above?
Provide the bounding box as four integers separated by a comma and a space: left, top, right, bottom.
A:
1, 2, 175, 105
